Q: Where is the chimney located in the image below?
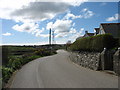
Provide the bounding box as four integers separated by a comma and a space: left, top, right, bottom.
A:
85, 31, 88, 34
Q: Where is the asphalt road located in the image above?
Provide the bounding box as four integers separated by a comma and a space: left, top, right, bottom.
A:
10, 50, 118, 88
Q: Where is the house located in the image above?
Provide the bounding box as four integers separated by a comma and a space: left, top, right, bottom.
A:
83, 31, 94, 37
94, 28, 100, 35
96, 23, 120, 38
76, 23, 120, 40
76, 31, 94, 40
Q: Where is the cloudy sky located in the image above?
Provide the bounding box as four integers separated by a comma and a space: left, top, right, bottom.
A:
0, 0, 119, 45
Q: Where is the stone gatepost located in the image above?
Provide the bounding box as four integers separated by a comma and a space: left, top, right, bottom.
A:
101, 48, 114, 70
113, 48, 120, 75
101, 48, 107, 70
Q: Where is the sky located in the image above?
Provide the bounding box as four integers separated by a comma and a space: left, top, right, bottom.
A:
0, 0, 119, 45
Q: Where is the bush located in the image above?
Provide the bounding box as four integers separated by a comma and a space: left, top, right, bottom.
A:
34, 48, 56, 56
2, 67, 13, 83
69, 34, 118, 52
119, 38, 120, 47
7, 57, 22, 70
22, 55, 41, 64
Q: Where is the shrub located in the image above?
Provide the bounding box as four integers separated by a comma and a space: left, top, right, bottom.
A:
2, 67, 13, 83
119, 38, 120, 46
22, 55, 41, 64
34, 48, 56, 56
69, 34, 118, 52
7, 57, 22, 70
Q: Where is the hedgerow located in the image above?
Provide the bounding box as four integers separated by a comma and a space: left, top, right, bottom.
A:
119, 38, 120, 46
1, 47, 57, 87
69, 34, 118, 52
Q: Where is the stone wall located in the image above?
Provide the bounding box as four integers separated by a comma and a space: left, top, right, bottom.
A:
69, 51, 101, 70
100, 48, 114, 70
113, 49, 120, 75
69, 48, 120, 75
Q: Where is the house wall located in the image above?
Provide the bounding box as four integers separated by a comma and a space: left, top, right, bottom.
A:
98, 25, 105, 34
94, 29, 97, 36
99, 24, 120, 38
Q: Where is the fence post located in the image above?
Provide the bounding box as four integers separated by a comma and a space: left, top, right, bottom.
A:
113, 47, 120, 75
101, 48, 107, 70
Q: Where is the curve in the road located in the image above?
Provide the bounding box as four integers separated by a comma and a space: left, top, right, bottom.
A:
10, 50, 118, 88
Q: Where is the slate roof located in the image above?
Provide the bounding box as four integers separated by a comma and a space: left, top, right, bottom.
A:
87, 33, 94, 36
83, 33, 94, 37
94, 28, 99, 31
100, 23, 120, 38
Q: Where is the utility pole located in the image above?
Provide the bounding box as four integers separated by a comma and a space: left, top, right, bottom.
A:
49, 28, 51, 45
52, 30, 55, 44
49, 28, 52, 53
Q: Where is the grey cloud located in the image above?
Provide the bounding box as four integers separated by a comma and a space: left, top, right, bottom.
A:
11, 2, 69, 22
24, 26, 31, 30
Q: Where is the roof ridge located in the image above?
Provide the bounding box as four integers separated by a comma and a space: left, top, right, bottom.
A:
87, 32, 94, 33
101, 23, 120, 25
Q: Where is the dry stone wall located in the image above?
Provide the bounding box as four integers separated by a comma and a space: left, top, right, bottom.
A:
113, 49, 120, 75
69, 48, 120, 75
69, 52, 101, 70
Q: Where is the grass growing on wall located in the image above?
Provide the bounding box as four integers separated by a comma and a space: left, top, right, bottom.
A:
69, 34, 118, 52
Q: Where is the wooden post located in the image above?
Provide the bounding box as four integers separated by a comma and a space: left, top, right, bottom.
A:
49, 28, 51, 45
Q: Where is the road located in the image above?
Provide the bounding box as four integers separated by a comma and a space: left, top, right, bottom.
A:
10, 50, 118, 88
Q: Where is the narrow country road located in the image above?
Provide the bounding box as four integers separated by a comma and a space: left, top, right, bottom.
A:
10, 50, 118, 88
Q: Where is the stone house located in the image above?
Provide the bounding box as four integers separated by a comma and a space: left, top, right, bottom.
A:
95, 23, 120, 38
76, 23, 120, 40
76, 31, 94, 40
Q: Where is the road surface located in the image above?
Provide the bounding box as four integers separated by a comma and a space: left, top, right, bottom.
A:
10, 50, 118, 88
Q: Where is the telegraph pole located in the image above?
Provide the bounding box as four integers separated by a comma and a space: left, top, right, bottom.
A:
52, 30, 55, 44
49, 28, 52, 45
49, 28, 52, 53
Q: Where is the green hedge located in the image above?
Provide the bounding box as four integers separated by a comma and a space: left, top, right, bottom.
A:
69, 34, 118, 52
34, 48, 57, 56
2, 67, 13, 83
2, 54, 41, 83
119, 38, 120, 46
